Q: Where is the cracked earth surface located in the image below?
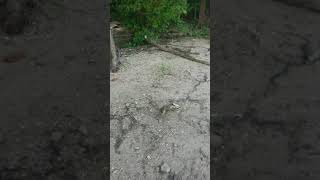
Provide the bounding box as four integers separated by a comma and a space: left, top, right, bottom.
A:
213, 0, 320, 179
110, 38, 210, 179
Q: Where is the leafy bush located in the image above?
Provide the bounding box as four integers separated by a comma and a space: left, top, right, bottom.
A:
111, 0, 188, 45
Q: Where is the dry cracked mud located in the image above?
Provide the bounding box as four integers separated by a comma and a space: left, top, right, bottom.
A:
110, 38, 210, 180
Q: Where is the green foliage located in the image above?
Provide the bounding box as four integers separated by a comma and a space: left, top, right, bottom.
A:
111, 0, 188, 45
176, 20, 209, 38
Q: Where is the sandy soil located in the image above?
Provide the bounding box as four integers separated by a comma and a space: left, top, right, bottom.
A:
110, 38, 210, 179
212, 0, 320, 179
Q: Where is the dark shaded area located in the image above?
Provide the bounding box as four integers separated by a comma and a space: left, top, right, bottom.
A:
212, 0, 320, 179
0, 0, 42, 35
273, 0, 320, 12
0, 0, 108, 179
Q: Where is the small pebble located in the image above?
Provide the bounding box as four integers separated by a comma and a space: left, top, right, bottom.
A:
160, 163, 171, 173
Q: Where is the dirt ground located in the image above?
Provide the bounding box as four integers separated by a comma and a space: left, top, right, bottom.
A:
3, 0, 320, 179
0, 0, 107, 179
110, 38, 210, 179
212, 0, 320, 179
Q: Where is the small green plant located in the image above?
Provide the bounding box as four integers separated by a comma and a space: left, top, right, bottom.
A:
155, 62, 173, 78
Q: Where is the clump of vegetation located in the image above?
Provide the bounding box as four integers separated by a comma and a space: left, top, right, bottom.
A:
111, 0, 188, 46
111, 0, 209, 46
155, 62, 173, 78
176, 21, 209, 38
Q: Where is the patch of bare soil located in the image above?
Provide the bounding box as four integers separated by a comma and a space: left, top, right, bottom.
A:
0, 0, 107, 179
212, 0, 320, 179
110, 38, 210, 179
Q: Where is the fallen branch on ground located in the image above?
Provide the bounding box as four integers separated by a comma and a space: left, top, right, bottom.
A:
146, 40, 210, 66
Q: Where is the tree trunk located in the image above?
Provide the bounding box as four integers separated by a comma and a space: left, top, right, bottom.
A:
198, 0, 207, 25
